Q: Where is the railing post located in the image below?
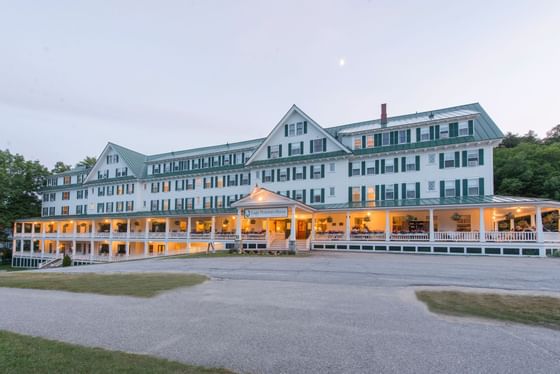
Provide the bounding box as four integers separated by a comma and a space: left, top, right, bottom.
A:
345, 211, 351, 241
429, 208, 434, 242
479, 207, 486, 243
385, 210, 390, 242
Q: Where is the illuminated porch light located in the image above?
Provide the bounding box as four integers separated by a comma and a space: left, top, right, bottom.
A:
516, 208, 521, 213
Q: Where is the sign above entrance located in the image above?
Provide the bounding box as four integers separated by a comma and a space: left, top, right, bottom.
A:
244, 208, 288, 219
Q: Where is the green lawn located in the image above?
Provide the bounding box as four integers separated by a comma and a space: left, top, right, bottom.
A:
0, 263, 24, 272
0, 272, 207, 297
416, 290, 560, 330
0, 330, 233, 374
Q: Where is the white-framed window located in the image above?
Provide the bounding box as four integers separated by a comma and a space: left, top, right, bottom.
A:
204, 198, 212, 209
329, 163, 336, 172
216, 198, 224, 208
62, 191, 70, 200
405, 183, 416, 199
444, 152, 455, 168
420, 127, 430, 141
162, 181, 171, 192
61, 206, 69, 215
366, 186, 375, 201
384, 159, 394, 173
216, 178, 224, 188
428, 181, 436, 192
279, 169, 288, 182
186, 199, 194, 210
311, 139, 325, 153
444, 180, 456, 197
293, 167, 304, 180
294, 190, 304, 202
329, 187, 335, 197
311, 189, 322, 203
263, 170, 273, 183
428, 153, 436, 164
406, 156, 416, 171
97, 203, 105, 213
116, 201, 124, 212
351, 186, 361, 202
467, 150, 479, 166
354, 137, 362, 150
351, 163, 361, 176
106, 202, 114, 213
382, 132, 390, 145
312, 165, 322, 179
240, 174, 250, 185
459, 122, 469, 136
365, 161, 375, 175
126, 201, 134, 211
290, 142, 302, 155
439, 124, 449, 139
296, 122, 304, 135
223, 156, 230, 166
270, 145, 280, 159
399, 130, 407, 144
366, 135, 374, 148
384, 185, 394, 200
468, 178, 479, 196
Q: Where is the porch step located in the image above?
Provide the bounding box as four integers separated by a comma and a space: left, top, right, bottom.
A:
38, 258, 62, 269
268, 239, 287, 250
295, 240, 310, 251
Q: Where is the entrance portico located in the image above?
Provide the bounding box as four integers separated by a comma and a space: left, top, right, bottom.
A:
231, 187, 315, 251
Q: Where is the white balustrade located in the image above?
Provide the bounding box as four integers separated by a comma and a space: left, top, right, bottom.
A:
190, 232, 211, 240
390, 233, 429, 241
484, 231, 536, 242
214, 233, 237, 240
350, 232, 386, 241
434, 231, 480, 242
314, 232, 345, 241
147, 232, 166, 239
241, 233, 266, 240
543, 232, 560, 242
168, 232, 188, 239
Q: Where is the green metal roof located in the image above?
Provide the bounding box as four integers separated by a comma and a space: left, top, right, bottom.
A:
249, 151, 348, 167
108, 142, 148, 178
312, 195, 559, 211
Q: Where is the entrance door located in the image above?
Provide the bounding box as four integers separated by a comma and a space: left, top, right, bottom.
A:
296, 220, 307, 239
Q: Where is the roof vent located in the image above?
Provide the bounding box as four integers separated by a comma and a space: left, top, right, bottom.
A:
380, 103, 388, 127
428, 111, 434, 119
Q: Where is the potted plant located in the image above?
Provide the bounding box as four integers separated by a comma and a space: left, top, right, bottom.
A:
451, 212, 462, 221
250, 219, 256, 225
223, 219, 229, 225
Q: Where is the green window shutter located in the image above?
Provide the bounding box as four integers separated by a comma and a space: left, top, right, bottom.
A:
322, 138, 327, 152
271, 170, 275, 182
375, 160, 380, 174
394, 157, 399, 173
279, 144, 282, 157
479, 178, 485, 195
267, 146, 271, 159
406, 129, 411, 143
310, 188, 314, 202
375, 134, 381, 147
309, 140, 314, 154
292, 190, 296, 199
439, 153, 444, 169
394, 183, 399, 200
286, 168, 290, 181
454, 151, 460, 168
463, 179, 468, 196
361, 135, 366, 148
310, 165, 315, 179
415, 182, 420, 198
381, 159, 385, 174
440, 181, 445, 198
401, 157, 406, 172
455, 179, 461, 197
361, 186, 366, 202
375, 185, 380, 201
288, 143, 292, 156
390, 131, 396, 145
292, 167, 296, 178
429, 126, 434, 140
261, 170, 265, 181
348, 187, 352, 203
435, 125, 440, 139
479, 148, 484, 165
416, 128, 421, 143
304, 121, 307, 134
468, 120, 474, 135
415, 155, 420, 171
348, 162, 352, 177
321, 188, 325, 203
381, 185, 386, 201
462, 151, 467, 167
450, 123, 458, 137
321, 164, 325, 178
303, 166, 307, 179
284, 124, 288, 137
300, 141, 304, 154
247, 173, 250, 185
361, 161, 366, 176
277, 169, 280, 181
401, 183, 406, 200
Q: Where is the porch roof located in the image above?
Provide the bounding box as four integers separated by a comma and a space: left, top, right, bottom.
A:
312, 195, 560, 211
231, 187, 314, 212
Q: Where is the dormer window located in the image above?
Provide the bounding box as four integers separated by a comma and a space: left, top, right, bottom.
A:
270, 145, 280, 159
382, 133, 390, 145
439, 124, 449, 139
420, 127, 430, 141
285, 121, 307, 137
459, 122, 469, 136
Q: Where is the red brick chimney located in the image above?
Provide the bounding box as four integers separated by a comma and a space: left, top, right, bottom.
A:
380, 103, 387, 127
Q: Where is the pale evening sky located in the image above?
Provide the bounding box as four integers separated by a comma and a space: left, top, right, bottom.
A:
1, 0, 559, 169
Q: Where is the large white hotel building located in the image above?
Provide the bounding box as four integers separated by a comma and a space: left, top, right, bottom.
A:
12, 103, 560, 266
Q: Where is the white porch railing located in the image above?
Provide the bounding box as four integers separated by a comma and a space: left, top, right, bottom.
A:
484, 231, 536, 242
390, 233, 429, 241
543, 232, 560, 242
147, 232, 166, 239
434, 231, 480, 242
168, 232, 187, 239
190, 232, 211, 240
215, 233, 237, 240
242, 233, 266, 240
350, 232, 386, 241
95, 232, 110, 239
112, 232, 128, 239
129, 232, 146, 240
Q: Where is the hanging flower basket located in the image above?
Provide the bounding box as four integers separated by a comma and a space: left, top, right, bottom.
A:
250, 219, 256, 225
326, 216, 333, 223
451, 212, 462, 221
223, 219, 229, 225
364, 216, 371, 222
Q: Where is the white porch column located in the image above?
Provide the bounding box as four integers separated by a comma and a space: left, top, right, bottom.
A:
125, 218, 131, 257
71, 221, 77, 257
385, 210, 390, 241
164, 217, 169, 256
30, 223, 35, 256
429, 208, 435, 242
290, 205, 296, 243
186, 216, 192, 253
536, 206, 544, 243
210, 216, 216, 241
55, 222, 60, 256
19, 238, 24, 253
479, 207, 486, 242
311, 213, 316, 241
40, 222, 45, 257
345, 211, 351, 240
108, 219, 113, 259
144, 219, 149, 257
236, 209, 242, 239
90, 220, 95, 259
265, 218, 270, 245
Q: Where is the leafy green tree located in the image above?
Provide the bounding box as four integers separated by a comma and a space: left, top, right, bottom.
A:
500, 132, 521, 148
0, 150, 49, 241
76, 156, 97, 168
52, 161, 71, 173
544, 124, 560, 144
